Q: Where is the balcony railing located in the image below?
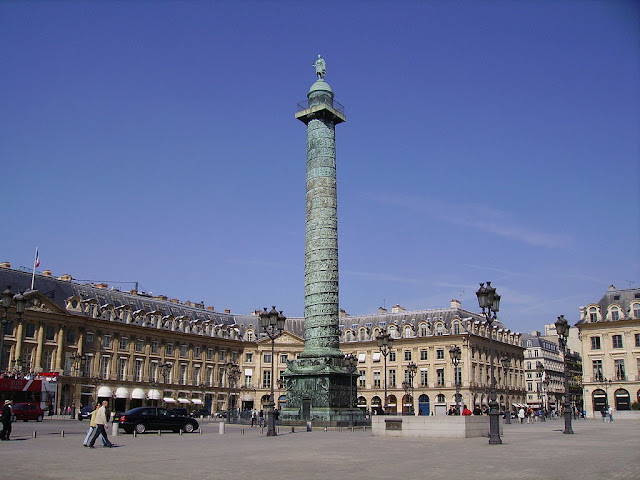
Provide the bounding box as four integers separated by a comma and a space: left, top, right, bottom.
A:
296, 98, 345, 115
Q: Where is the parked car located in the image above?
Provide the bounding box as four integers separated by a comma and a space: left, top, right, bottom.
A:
12, 402, 44, 422
169, 408, 188, 417
190, 408, 211, 418
215, 410, 228, 418
117, 407, 199, 434
77, 405, 94, 421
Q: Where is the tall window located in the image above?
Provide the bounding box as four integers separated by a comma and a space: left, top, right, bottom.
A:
166, 343, 174, 355
636, 333, 640, 348
207, 348, 214, 360
358, 370, 366, 388
43, 350, 53, 372
180, 364, 187, 385
134, 359, 143, 382
151, 341, 159, 354
419, 323, 427, 337
612, 335, 623, 349
264, 353, 272, 364
25, 323, 35, 338
280, 354, 288, 364
420, 370, 428, 387
193, 366, 201, 385
119, 337, 129, 350
436, 368, 445, 387
389, 369, 396, 387
207, 367, 214, 387
389, 351, 396, 362
591, 337, 601, 350
436, 349, 444, 360
634, 304, 640, 319
452, 321, 461, 335
404, 350, 412, 361
85, 332, 94, 347
373, 371, 381, 388
150, 362, 158, 382
614, 359, 625, 380
246, 352, 254, 362
589, 307, 598, 322
610, 307, 620, 321
246, 331, 254, 341
135, 339, 144, 352
180, 344, 188, 357
100, 356, 110, 379
103, 335, 111, 349
436, 323, 443, 335
45, 326, 55, 341
592, 360, 602, 381
420, 349, 428, 361
194, 346, 201, 358
244, 371, 252, 388
262, 370, 271, 389
454, 366, 462, 385
117, 358, 127, 381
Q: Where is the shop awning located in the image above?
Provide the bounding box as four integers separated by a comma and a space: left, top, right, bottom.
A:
97, 386, 112, 398
177, 398, 191, 404
148, 389, 162, 400
131, 388, 145, 400
242, 394, 254, 401
191, 399, 203, 405
115, 387, 130, 399
244, 369, 253, 376
163, 397, 176, 404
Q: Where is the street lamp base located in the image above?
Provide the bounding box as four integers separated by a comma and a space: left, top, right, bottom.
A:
488, 411, 502, 445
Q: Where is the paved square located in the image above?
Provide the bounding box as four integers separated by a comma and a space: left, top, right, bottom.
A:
1, 417, 638, 480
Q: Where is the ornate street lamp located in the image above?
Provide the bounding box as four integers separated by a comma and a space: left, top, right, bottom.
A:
259, 306, 286, 437
224, 361, 241, 423
501, 356, 511, 424
554, 314, 573, 434
70, 352, 86, 418
449, 346, 462, 415
345, 353, 358, 425
160, 362, 172, 407
406, 361, 417, 415
376, 331, 394, 414
1, 287, 26, 371
536, 361, 547, 422
476, 281, 502, 444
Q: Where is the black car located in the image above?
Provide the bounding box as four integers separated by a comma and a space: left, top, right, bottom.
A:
117, 407, 199, 434
190, 408, 211, 418
77, 405, 94, 421
169, 408, 188, 417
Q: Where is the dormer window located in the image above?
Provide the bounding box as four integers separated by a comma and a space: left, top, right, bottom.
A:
610, 307, 620, 321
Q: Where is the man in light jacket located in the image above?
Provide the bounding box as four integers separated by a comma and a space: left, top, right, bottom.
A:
88, 401, 113, 448
83, 403, 107, 447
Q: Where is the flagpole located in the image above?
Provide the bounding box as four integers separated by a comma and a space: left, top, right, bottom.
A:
30, 247, 38, 290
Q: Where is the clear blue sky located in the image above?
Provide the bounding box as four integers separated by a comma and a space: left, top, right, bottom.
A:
2, 1, 638, 334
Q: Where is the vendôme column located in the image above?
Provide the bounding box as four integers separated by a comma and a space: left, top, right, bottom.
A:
282, 56, 362, 423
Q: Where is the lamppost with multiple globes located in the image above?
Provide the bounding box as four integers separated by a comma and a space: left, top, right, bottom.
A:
554, 314, 574, 434
160, 362, 172, 408
449, 346, 462, 415
259, 306, 286, 437
401, 361, 417, 415
224, 361, 241, 423
476, 281, 502, 445
376, 331, 394, 414
70, 352, 86, 418
536, 361, 547, 422
345, 353, 358, 425
501, 356, 511, 424
1, 287, 26, 372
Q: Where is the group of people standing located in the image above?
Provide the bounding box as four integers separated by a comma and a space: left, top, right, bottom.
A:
600, 405, 614, 422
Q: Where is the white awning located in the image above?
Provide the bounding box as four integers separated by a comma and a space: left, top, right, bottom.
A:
358, 353, 366, 363
372, 352, 381, 362
131, 388, 145, 400
115, 387, 129, 399
242, 394, 254, 401
191, 399, 203, 405
163, 397, 176, 404
177, 398, 191, 404
244, 369, 253, 376
97, 386, 112, 398
148, 389, 162, 400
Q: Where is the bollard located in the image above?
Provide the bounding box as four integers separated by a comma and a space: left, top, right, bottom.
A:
219, 422, 225, 434
112, 421, 119, 437
32, 431, 37, 438
291, 426, 295, 433
241, 429, 244, 435
306, 421, 312, 432
133, 430, 137, 438
324, 427, 327, 432
199, 428, 203, 435
179, 429, 183, 436
61, 430, 65, 437
158, 430, 162, 436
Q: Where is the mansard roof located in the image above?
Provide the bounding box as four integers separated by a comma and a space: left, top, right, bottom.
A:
577, 285, 640, 325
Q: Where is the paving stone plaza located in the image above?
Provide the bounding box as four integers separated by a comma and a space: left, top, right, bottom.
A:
2, 417, 638, 479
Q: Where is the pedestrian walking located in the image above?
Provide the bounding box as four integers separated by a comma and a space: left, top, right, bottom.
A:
0, 399, 13, 440
607, 405, 614, 422
259, 409, 264, 427
88, 401, 114, 448
83, 403, 107, 447
518, 407, 525, 424
251, 409, 258, 427
600, 405, 608, 422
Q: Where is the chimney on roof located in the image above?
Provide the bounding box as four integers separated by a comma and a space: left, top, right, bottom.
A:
608, 284, 616, 291
530, 331, 541, 337
339, 309, 348, 317
0, 262, 11, 269
170, 298, 180, 304
130, 289, 138, 295
224, 308, 231, 314
42, 270, 53, 277
95, 283, 108, 289
450, 299, 461, 309
58, 274, 72, 282
184, 301, 192, 307
378, 307, 387, 314
154, 295, 168, 301
206, 306, 215, 311
194, 302, 205, 309
391, 304, 406, 313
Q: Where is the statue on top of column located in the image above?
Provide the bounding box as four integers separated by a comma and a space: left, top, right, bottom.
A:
312, 54, 326, 81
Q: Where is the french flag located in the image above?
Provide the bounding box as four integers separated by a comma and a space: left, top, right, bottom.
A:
34, 248, 40, 268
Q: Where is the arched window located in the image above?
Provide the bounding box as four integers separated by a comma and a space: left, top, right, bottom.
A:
610, 307, 620, 321
404, 325, 413, 338
436, 323, 443, 336
357, 396, 367, 407
614, 388, 630, 410
436, 394, 446, 403
633, 303, 640, 319
418, 323, 427, 337
358, 328, 368, 342
452, 321, 460, 335
589, 307, 598, 322
418, 394, 430, 403
246, 330, 254, 342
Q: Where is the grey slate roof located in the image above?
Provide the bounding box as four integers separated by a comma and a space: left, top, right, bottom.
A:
576, 285, 640, 325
